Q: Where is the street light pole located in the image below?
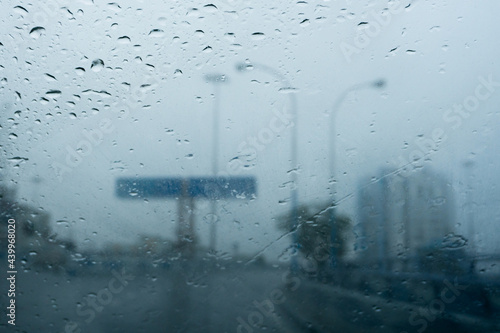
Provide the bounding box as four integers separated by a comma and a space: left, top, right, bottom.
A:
205, 73, 228, 254
463, 159, 475, 254
328, 79, 386, 269
236, 62, 299, 269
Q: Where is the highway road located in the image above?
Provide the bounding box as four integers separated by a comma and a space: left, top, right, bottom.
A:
1, 263, 498, 332
1, 263, 298, 333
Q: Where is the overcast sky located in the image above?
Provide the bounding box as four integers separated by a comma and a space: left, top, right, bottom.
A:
2, 0, 500, 259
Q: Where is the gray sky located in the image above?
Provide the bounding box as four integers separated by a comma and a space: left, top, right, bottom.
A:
2, 0, 500, 259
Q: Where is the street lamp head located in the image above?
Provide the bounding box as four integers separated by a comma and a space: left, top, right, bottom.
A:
235, 62, 253, 72
373, 79, 386, 88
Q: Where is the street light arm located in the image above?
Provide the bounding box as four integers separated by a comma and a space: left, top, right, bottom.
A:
328, 78, 386, 269
329, 79, 386, 172
236, 62, 292, 87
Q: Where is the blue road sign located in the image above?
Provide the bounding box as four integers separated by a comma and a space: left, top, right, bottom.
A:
116, 178, 183, 198
116, 176, 256, 200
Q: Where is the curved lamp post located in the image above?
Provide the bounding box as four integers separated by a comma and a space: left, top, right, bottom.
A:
329, 79, 386, 269
462, 159, 475, 256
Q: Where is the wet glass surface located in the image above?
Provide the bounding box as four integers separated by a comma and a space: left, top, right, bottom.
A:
1, 1, 500, 332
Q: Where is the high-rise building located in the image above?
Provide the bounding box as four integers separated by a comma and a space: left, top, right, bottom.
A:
356, 167, 455, 271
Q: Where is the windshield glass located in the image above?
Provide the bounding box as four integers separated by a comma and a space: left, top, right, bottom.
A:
1, 1, 499, 332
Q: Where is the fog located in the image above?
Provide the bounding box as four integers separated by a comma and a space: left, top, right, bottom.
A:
2, 0, 500, 258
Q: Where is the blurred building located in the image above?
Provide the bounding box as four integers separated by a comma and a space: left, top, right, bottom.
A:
356, 167, 455, 271
0, 184, 50, 244
0, 184, 72, 271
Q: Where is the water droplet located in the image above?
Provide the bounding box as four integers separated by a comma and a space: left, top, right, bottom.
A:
430, 196, 446, 206
158, 17, 167, 26
91, 59, 104, 72
29, 26, 45, 39
251, 32, 265, 40
46, 90, 62, 99
118, 36, 131, 44
441, 233, 468, 250
278, 87, 299, 94
8, 156, 28, 163
107, 2, 121, 12
203, 4, 218, 12
44, 73, 57, 81
203, 213, 219, 224
148, 29, 165, 37
14, 6, 28, 14
75, 67, 85, 75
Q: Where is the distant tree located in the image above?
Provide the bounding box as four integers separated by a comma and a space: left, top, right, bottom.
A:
276, 202, 352, 263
